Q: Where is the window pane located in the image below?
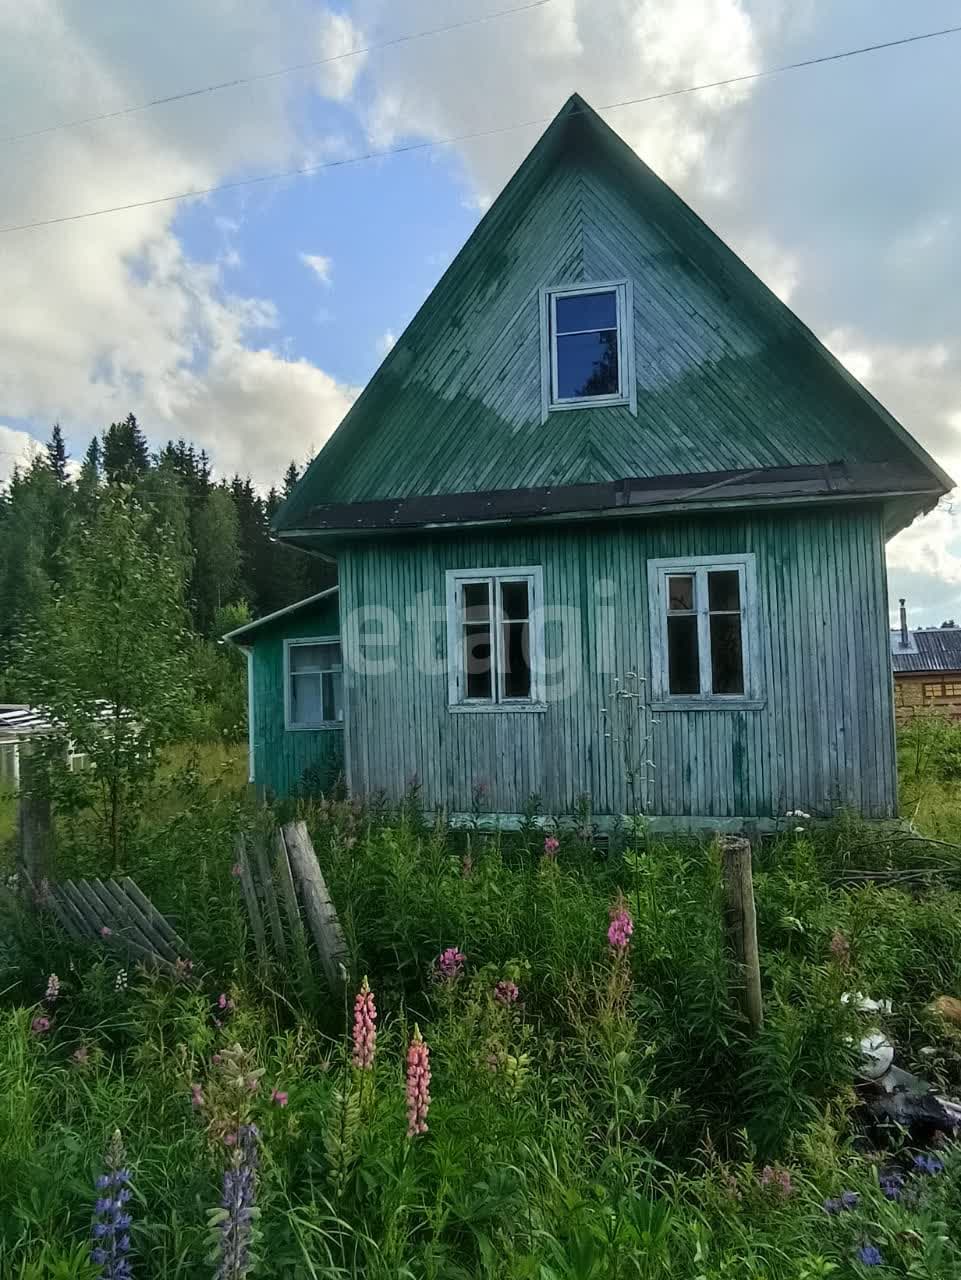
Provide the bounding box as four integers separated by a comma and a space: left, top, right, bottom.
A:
500, 579, 529, 621
708, 570, 740, 612
502, 621, 531, 698
463, 581, 490, 623
668, 615, 699, 694
556, 331, 619, 399
291, 642, 341, 671
322, 670, 344, 722
291, 672, 322, 723
668, 575, 694, 612
555, 290, 617, 333
710, 615, 744, 694
464, 623, 493, 699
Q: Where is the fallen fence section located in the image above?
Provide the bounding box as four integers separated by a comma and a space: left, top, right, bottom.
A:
41, 875, 189, 972
235, 819, 348, 996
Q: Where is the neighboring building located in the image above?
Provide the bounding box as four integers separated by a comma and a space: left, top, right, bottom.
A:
891, 601, 961, 722
0, 705, 91, 790
231, 95, 951, 827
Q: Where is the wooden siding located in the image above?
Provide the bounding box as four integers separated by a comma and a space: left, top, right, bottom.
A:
339, 507, 897, 820
248, 597, 343, 798
278, 138, 924, 525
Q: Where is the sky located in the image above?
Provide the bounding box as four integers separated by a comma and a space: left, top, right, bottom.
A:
1, 0, 960, 625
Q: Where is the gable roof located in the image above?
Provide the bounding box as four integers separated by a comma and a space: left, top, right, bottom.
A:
274, 94, 951, 546
222, 586, 339, 645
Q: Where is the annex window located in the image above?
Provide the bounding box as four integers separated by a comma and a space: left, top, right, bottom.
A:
540, 281, 635, 417
446, 567, 544, 710
923, 682, 944, 700
285, 638, 344, 730
946, 682, 961, 698
648, 554, 761, 708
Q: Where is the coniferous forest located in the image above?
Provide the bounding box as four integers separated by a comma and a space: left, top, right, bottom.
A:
0, 414, 333, 711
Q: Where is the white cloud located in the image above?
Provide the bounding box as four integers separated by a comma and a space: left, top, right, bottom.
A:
0, 1, 356, 487
375, 329, 396, 358
735, 234, 800, 303
0, 424, 44, 484
300, 252, 333, 285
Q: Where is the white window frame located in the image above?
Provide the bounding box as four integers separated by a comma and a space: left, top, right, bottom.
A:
539, 279, 636, 421
284, 636, 345, 731
446, 566, 546, 712
647, 553, 764, 711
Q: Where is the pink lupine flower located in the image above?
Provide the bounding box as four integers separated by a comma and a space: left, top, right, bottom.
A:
829, 931, 850, 966
607, 899, 634, 950
218, 993, 228, 1010
760, 1165, 794, 1198
31, 1015, 51, 1034
436, 947, 466, 981
100, 926, 112, 939
231, 864, 242, 878
190, 1083, 205, 1108
45, 973, 61, 1002
494, 979, 520, 1005
351, 976, 377, 1071
543, 835, 560, 859
271, 1089, 288, 1107
405, 1025, 431, 1137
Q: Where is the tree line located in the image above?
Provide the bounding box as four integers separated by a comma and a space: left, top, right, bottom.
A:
0, 413, 333, 682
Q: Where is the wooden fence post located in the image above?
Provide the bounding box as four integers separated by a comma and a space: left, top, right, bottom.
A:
16, 742, 52, 894
282, 820, 348, 995
719, 835, 763, 1033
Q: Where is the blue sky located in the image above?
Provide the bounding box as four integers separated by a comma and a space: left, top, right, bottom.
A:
1, 1, 960, 622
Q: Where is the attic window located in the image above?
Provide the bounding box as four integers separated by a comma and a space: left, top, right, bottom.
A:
540, 281, 635, 418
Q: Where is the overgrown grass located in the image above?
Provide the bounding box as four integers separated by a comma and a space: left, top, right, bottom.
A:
3, 744, 961, 1276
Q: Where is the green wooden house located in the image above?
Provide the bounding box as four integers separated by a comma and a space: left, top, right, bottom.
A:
228, 94, 951, 828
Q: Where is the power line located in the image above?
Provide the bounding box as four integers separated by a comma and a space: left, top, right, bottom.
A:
1, 0, 553, 146
2, 20, 959, 236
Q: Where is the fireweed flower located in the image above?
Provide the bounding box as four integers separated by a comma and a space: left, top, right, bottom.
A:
270, 1090, 288, 1107
190, 1083, 205, 1108
91, 1130, 133, 1280
31, 1015, 51, 1035
543, 835, 560, 859
494, 979, 520, 1005
45, 973, 61, 1002
405, 1025, 431, 1137
856, 1244, 883, 1267
607, 898, 634, 951
211, 1123, 259, 1280
829, 931, 851, 966
100, 926, 112, 938
436, 948, 466, 981
351, 976, 377, 1070
760, 1165, 794, 1198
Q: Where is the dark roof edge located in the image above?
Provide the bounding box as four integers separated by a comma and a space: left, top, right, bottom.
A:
223, 585, 339, 644
274, 462, 939, 541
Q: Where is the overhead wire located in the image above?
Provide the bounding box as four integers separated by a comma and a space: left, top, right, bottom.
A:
1, 20, 959, 236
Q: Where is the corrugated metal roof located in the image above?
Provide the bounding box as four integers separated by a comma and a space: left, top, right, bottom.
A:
891, 628, 961, 673
0, 706, 62, 738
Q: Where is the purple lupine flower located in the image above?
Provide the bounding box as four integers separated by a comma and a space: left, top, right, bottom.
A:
912, 1153, 944, 1176
879, 1170, 904, 1201
823, 1197, 842, 1215
840, 1190, 860, 1209
856, 1244, 883, 1267
91, 1131, 133, 1279
211, 1123, 259, 1279
351, 976, 377, 1070
435, 948, 466, 981
607, 898, 634, 951
494, 979, 520, 1005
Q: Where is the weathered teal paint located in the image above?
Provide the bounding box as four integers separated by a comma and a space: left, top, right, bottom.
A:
240, 594, 343, 798
243, 95, 951, 823
338, 508, 896, 821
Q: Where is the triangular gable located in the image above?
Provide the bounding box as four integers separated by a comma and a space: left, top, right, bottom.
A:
274, 94, 951, 541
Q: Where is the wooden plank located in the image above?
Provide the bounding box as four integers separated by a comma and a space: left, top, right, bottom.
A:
90, 879, 160, 959
720, 835, 763, 1033
100, 879, 178, 965
45, 887, 84, 940
251, 830, 288, 963
234, 834, 269, 969
282, 820, 348, 993
273, 827, 314, 990
121, 878, 190, 957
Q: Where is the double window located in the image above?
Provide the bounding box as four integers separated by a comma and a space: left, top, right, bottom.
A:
540, 281, 635, 417
285, 638, 344, 729
648, 554, 760, 707
446, 567, 544, 709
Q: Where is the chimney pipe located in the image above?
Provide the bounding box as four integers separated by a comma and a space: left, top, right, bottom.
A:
899, 598, 909, 649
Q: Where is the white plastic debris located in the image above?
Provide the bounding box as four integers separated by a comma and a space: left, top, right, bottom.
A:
842, 991, 893, 1016
858, 1031, 895, 1080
